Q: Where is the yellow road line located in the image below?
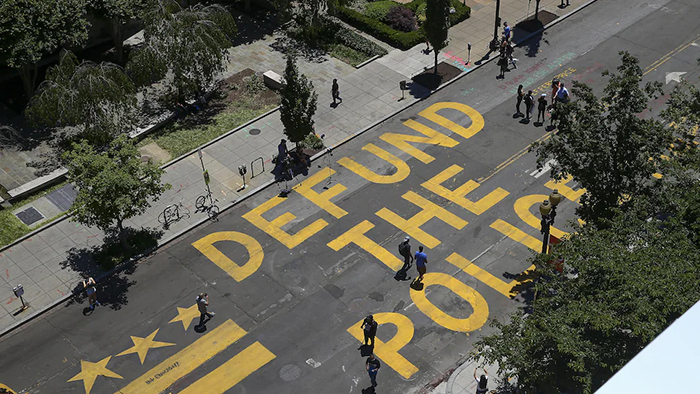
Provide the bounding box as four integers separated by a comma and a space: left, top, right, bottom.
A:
115, 320, 246, 394
477, 132, 553, 184
644, 34, 700, 75
179, 342, 276, 394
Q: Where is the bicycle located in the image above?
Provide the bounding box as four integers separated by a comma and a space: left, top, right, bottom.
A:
158, 200, 191, 229
195, 192, 220, 221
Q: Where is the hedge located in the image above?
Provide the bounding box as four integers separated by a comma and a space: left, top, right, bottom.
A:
405, 0, 471, 25
337, 7, 424, 50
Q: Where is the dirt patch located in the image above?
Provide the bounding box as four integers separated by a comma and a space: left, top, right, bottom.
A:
412, 62, 463, 90
218, 68, 279, 107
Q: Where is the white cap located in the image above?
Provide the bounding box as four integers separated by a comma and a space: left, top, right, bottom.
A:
404, 236, 410, 241
542, 93, 547, 96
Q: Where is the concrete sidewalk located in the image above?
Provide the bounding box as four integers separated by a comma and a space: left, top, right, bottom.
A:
0, 0, 580, 334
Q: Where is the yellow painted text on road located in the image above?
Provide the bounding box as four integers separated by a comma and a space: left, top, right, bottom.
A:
418, 102, 485, 140
490, 219, 541, 250
514, 195, 569, 240
376, 191, 467, 248
327, 220, 403, 271
544, 175, 585, 202
379, 119, 458, 164
446, 253, 533, 298
410, 273, 489, 332
180, 342, 276, 394
422, 165, 509, 215
242, 195, 328, 249
295, 167, 348, 218
116, 320, 247, 394
347, 312, 419, 379
338, 143, 411, 184
192, 231, 264, 281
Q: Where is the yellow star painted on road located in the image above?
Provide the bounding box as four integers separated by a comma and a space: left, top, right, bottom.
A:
67, 356, 123, 394
116, 329, 175, 364
168, 303, 200, 331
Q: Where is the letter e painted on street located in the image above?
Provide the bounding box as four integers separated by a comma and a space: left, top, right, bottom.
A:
418, 102, 485, 140
379, 119, 459, 164
422, 165, 509, 215
410, 273, 489, 332
242, 196, 328, 249
192, 232, 264, 282
347, 312, 419, 379
376, 191, 467, 248
327, 220, 403, 271
337, 144, 410, 184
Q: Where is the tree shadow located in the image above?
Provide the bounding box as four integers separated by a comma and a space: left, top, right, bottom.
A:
229, 9, 279, 47
60, 227, 162, 311
269, 34, 328, 64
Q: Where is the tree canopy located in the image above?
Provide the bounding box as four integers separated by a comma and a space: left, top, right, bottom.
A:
0, 0, 89, 99
26, 50, 138, 148
90, 0, 151, 63
279, 51, 318, 147
126, 0, 237, 104
424, 0, 451, 73
63, 135, 171, 246
531, 52, 672, 227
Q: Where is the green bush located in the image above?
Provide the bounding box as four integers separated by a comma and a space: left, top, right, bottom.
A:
335, 27, 388, 57
405, 0, 470, 25
301, 133, 325, 150
364, 0, 397, 21
415, 2, 426, 24
337, 7, 424, 50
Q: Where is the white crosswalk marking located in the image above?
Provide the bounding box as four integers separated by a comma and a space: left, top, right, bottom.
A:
529, 159, 557, 178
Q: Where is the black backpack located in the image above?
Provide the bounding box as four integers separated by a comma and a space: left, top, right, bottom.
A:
398, 242, 408, 257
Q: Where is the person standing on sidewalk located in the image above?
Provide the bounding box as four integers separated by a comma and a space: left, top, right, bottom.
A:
398, 236, 413, 272
537, 93, 548, 123
474, 368, 489, 394
560, 0, 570, 7
516, 85, 524, 116
332, 79, 342, 105
360, 315, 378, 347
413, 246, 428, 284
502, 21, 511, 41
82, 275, 100, 309
366, 354, 381, 388
196, 293, 215, 327
524, 90, 534, 120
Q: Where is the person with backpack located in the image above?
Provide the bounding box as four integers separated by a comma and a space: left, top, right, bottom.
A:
398, 236, 413, 272
474, 368, 489, 394
524, 90, 534, 120
360, 315, 378, 347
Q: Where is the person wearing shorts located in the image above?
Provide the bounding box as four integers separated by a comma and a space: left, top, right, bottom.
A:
83, 276, 100, 309
413, 246, 428, 284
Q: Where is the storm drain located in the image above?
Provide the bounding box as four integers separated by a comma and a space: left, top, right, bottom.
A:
15, 206, 45, 226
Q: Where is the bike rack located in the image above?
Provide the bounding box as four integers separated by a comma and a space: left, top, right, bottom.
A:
251, 156, 264, 178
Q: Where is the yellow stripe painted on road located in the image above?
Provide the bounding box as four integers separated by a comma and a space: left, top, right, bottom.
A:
477, 132, 553, 184
544, 175, 585, 202
489, 219, 541, 251
338, 143, 411, 184
376, 191, 468, 248
445, 253, 533, 298
379, 119, 459, 164
644, 34, 700, 75
418, 102, 485, 140
180, 342, 276, 394
294, 168, 349, 218
328, 220, 404, 271
422, 165, 509, 215
513, 195, 569, 240
115, 320, 246, 394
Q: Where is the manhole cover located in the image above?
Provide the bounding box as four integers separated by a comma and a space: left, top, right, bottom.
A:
279, 364, 301, 381
16, 206, 45, 226
249, 128, 261, 135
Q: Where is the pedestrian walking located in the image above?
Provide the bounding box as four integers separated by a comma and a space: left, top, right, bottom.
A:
360, 315, 378, 347
537, 93, 548, 123
196, 293, 215, 327
82, 275, 100, 309
524, 90, 534, 120
398, 236, 413, 271
332, 78, 342, 105
502, 21, 511, 41
551, 78, 560, 102
474, 368, 489, 394
413, 246, 428, 284
498, 53, 508, 78
366, 354, 381, 388
516, 85, 524, 116
506, 42, 517, 69
425, 38, 430, 53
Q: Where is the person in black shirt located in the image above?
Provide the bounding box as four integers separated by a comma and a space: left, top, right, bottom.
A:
537, 94, 548, 124
366, 354, 381, 387
360, 315, 378, 347
524, 90, 534, 120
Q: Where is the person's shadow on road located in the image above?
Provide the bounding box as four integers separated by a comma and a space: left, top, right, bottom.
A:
362, 387, 376, 394
394, 267, 411, 282
410, 281, 424, 291
82, 307, 94, 316
358, 344, 374, 357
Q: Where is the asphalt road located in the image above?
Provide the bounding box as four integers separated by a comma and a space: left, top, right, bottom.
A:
1, 0, 699, 393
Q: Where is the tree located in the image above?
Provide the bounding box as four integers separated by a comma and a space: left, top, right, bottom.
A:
126, 0, 237, 104
279, 51, 318, 149
90, 0, 151, 64
472, 195, 700, 394
63, 135, 171, 248
26, 50, 138, 148
424, 0, 451, 74
0, 0, 89, 99
531, 52, 671, 227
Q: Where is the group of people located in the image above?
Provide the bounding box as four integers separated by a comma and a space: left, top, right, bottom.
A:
515, 78, 570, 126
497, 22, 517, 78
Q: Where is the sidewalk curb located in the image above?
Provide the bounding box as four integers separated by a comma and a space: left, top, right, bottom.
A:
0, 0, 597, 340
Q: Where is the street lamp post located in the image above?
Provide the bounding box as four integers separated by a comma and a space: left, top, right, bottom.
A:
490, 0, 502, 52
539, 189, 562, 254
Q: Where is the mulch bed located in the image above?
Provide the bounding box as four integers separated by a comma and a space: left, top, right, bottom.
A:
412, 61, 463, 90
218, 68, 279, 107
516, 10, 559, 32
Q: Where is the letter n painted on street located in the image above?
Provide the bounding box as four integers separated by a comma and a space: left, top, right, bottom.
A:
418, 102, 485, 140
422, 165, 509, 215
337, 144, 410, 184
347, 313, 419, 379
379, 119, 459, 164
192, 232, 263, 282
